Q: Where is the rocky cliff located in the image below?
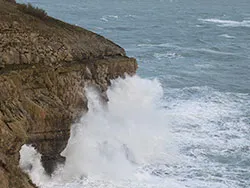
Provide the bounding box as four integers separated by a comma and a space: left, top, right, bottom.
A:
0, 1, 137, 187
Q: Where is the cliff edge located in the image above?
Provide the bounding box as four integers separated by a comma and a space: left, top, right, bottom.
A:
0, 1, 137, 187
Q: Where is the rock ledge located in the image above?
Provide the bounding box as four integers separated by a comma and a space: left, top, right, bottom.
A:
0, 1, 137, 187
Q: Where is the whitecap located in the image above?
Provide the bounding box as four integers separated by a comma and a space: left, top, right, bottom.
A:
125, 14, 138, 19
100, 17, 108, 22
94, 27, 104, 30
195, 24, 204, 28
194, 63, 213, 69
182, 47, 235, 56
101, 15, 119, 22
137, 43, 177, 48
194, 48, 234, 55
107, 15, 119, 19
199, 18, 250, 27
154, 52, 182, 59
219, 34, 235, 39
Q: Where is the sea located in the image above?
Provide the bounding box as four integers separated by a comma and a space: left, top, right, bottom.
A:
17, 0, 250, 188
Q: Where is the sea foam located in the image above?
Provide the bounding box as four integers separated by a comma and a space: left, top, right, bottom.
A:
19, 76, 250, 188
199, 18, 250, 27
20, 75, 177, 187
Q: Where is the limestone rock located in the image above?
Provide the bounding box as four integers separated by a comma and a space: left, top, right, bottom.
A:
0, 0, 137, 187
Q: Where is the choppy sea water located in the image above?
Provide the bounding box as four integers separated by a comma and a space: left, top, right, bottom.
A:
17, 0, 250, 188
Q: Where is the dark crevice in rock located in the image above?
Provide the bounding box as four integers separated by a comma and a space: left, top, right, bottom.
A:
41, 155, 66, 175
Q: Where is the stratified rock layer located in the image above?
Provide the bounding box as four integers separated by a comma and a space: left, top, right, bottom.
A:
0, 1, 137, 187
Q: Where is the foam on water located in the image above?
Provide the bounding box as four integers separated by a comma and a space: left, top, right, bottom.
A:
19, 75, 250, 188
59, 76, 175, 181
101, 15, 119, 22
19, 145, 50, 186
220, 34, 235, 39
19, 76, 177, 187
154, 52, 182, 59
137, 43, 177, 48
199, 18, 250, 27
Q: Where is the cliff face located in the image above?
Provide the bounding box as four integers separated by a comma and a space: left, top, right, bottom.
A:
0, 1, 137, 187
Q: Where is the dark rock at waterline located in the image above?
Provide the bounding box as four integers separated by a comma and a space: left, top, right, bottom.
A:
0, 0, 137, 187
41, 155, 66, 175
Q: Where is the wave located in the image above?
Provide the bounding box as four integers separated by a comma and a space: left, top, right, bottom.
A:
19, 145, 50, 187
137, 43, 235, 56
19, 76, 250, 188
220, 34, 236, 39
60, 76, 175, 181
199, 18, 250, 27
192, 48, 235, 55
19, 76, 177, 187
154, 52, 182, 59
101, 15, 119, 22
137, 43, 177, 48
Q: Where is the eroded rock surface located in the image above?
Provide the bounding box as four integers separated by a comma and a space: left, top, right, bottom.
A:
0, 1, 137, 187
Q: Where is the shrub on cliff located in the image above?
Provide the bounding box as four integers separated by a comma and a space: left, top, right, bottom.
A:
17, 3, 47, 20
4, 0, 16, 3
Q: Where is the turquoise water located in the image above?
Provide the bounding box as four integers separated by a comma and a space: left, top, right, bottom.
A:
18, 0, 250, 188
